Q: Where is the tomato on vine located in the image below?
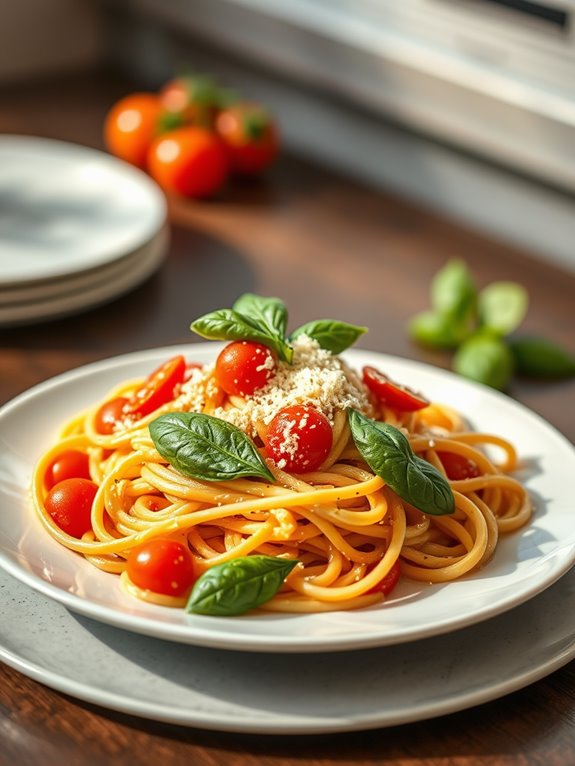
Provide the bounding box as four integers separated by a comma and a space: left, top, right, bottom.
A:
265, 405, 332, 473
147, 127, 228, 198
215, 103, 278, 175
104, 93, 163, 168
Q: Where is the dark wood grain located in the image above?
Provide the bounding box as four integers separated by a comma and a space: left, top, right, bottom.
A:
1, 70, 574, 766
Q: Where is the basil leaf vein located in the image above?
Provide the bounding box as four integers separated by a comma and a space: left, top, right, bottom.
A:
291, 320, 367, 354
149, 412, 275, 482
187, 555, 298, 615
348, 409, 454, 516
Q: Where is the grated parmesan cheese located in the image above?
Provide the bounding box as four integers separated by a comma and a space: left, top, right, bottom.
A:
214, 335, 372, 435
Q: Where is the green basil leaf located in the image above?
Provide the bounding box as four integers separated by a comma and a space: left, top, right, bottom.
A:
187, 555, 299, 615
408, 310, 471, 350
478, 281, 528, 336
348, 410, 454, 516
149, 412, 275, 482
509, 336, 575, 379
190, 308, 272, 346
453, 333, 514, 390
431, 259, 477, 323
233, 293, 288, 339
290, 320, 367, 354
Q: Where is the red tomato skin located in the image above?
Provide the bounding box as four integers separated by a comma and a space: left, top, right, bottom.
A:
265, 405, 333, 473
94, 396, 129, 435
362, 367, 429, 412
126, 356, 187, 419
44, 478, 98, 539
215, 104, 278, 174
437, 452, 481, 480
104, 93, 162, 168
369, 559, 401, 596
159, 76, 219, 127
126, 539, 196, 597
215, 342, 276, 397
45, 450, 91, 490
147, 127, 228, 198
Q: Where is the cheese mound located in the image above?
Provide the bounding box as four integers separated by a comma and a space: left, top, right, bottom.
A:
176, 335, 372, 436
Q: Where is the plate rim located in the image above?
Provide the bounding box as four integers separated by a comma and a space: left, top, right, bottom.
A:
1, 344, 575, 653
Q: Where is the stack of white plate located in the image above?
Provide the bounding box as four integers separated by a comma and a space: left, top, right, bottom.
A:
0, 136, 169, 326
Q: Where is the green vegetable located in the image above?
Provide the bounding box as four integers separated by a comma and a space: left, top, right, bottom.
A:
509, 337, 575, 379
187, 555, 298, 615
232, 294, 290, 359
348, 409, 454, 516
291, 320, 367, 354
431, 259, 476, 324
478, 281, 528, 336
190, 293, 365, 361
149, 412, 275, 482
190, 307, 293, 363
453, 333, 514, 390
408, 310, 469, 350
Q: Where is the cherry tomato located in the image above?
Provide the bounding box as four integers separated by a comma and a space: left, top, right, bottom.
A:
44, 478, 98, 539
215, 103, 278, 175
147, 126, 228, 198
362, 367, 429, 412
94, 396, 129, 435
125, 356, 187, 419
45, 450, 91, 490
369, 559, 401, 596
215, 341, 276, 397
159, 75, 221, 128
437, 452, 481, 480
104, 93, 163, 168
265, 405, 332, 473
126, 539, 196, 597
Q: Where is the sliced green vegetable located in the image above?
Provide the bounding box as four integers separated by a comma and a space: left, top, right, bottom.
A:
408, 310, 470, 350
348, 409, 454, 516
291, 320, 367, 354
187, 555, 299, 615
509, 337, 575, 379
431, 259, 476, 324
478, 281, 528, 336
453, 333, 514, 390
149, 412, 275, 482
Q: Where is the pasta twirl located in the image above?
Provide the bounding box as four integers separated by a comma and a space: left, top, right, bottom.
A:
32, 301, 532, 615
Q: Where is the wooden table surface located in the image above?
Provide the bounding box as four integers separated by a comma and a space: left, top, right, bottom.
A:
1, 71, 574, 766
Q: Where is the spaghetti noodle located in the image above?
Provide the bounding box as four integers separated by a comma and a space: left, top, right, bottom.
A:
32, 304, 532, 615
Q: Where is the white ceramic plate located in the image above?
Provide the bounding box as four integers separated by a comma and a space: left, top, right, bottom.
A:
0, 136, 167, 286
0, 226, 169, 326
1, 346, 574, 653
1, 565, 575, 733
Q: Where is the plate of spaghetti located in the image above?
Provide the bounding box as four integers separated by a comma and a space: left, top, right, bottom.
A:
1, 294, 574, 652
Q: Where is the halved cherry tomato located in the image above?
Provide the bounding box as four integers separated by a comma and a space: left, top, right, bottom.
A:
45, 450, 91, 490
44, 478, 98, 539
437, 452, 481, 480
215, 341, 276, 397
363, 367, 429, 412
265, 405, 332, 473
147, 126, 228, 198
159, 75, 221, 128
215, 102, 278, 175
369, 559, 401, 596
125, 356, 187, 419
94, 396, 129, 435
126, 538, 196, 597
104, 92, 163, 168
